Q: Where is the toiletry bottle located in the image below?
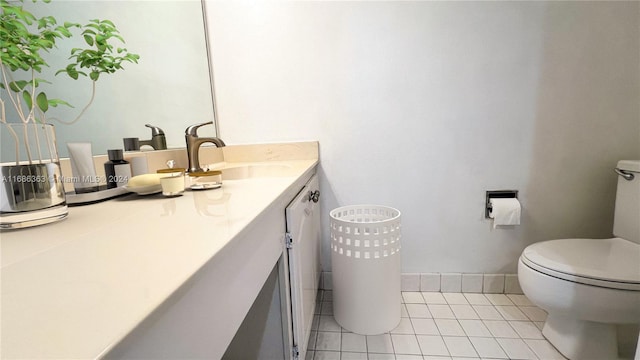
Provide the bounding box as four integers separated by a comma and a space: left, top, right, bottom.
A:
68, 142, 100, 193
104, 149, 132, 189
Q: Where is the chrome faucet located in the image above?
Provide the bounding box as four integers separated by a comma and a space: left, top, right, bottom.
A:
185, 121, 226, 173
123, 124, 167, 151
139, 124, 167, 150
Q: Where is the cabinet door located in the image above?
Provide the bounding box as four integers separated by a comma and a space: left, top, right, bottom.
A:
286, 174, 321, 359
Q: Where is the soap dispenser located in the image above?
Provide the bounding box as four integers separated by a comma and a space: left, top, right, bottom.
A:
104, 149, 131, 188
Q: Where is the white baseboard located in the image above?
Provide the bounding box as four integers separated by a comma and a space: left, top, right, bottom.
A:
320, 271, 523, 294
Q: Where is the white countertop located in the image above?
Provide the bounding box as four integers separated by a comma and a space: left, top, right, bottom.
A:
1, 157, 317, 359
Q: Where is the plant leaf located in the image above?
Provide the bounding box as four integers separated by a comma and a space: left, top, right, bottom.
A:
48, 98, 74, 108
9, 80, 29, 92
22, 91, 33, 110
83, 34, 94, 46
36, 92, 49, 112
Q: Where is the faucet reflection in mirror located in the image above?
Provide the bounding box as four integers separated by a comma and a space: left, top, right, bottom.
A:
185, 122, 226, 173
123, 124, 167, 151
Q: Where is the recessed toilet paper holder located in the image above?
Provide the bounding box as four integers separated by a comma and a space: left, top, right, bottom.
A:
485, 190, 518, 218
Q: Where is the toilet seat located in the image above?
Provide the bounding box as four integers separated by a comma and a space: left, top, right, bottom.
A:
521, 237, 640, 291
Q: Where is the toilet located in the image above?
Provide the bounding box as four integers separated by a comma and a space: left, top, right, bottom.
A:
518, 160, 640, 360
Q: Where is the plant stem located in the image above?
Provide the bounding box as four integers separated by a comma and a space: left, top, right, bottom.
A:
53, 80, 96, 125
26, 68, 37, 124
5, 123, 21, 165
22, 124, 33, 164
0, 65, 28, 123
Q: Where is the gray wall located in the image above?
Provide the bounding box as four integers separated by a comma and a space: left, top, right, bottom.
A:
205, 2, 640, 273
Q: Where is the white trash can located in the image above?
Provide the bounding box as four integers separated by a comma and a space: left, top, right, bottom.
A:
330, 205, 401, 335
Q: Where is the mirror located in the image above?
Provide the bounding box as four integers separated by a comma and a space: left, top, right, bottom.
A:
4, 0, 216, 158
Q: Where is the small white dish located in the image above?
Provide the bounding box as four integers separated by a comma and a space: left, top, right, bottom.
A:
123, 184, 162, 195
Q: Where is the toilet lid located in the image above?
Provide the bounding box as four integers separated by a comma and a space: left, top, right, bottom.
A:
521, 238, 640, 291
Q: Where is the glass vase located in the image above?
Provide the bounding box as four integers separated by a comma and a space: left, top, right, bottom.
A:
0, 123, 68, 229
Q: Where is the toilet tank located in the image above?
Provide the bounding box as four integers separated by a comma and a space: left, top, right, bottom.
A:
613, 160, 640, 244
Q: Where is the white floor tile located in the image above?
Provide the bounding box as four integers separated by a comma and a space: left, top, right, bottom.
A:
340, 352, 367, 360
309, 330, 318, 350
443, 336, 478, 358
368, 354, 395, 360
468, 337, 508, 359
411, 318, 441, 335
450, 304, 480, 319
434, 319, 465, 336
428, 304, 456, 319
495, 306, 528, 321
509, 321, 544, 339
391, 317, 415, 334
305, 350, 314, 360
524, 339, 566, 360
422, 292, 448, 304
316, 332, 341, 351
416, 335, 450, 356
519, 306, 547, 322
406, 303, 432, 318
458, 319, 492, 337
403, 291, 426, 304
342, 333, 367, 352
321, 302, 334, 315
483, 320, 519, 338
391, 334, 422, 355
507, 294, 533, 306
314, 292, 558, 360
496, 338, 538, 360
484, 294, 514, 306
464, 293, 491, 305
401, 304, 409, 318
472, 305, 504, 320
442, 292, 469, 305
396, 355, 424, 360
317, 290, 324, 302
315, 350, 341, 360
319, 315, 342, 332
366, 334, 394, 354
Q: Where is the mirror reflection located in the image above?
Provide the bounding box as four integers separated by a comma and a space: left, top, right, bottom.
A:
4, 0, 216, 158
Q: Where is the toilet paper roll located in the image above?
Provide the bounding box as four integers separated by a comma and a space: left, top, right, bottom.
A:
489, 198, 521, 228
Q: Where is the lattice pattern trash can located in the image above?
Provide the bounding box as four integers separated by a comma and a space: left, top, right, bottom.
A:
330, 205, 401, 335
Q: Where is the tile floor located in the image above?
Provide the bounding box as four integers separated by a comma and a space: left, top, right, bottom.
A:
306, 291, 566, 360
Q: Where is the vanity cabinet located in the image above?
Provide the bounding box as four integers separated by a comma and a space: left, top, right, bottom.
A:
284, 174, 322, 359
105, 173, 321, 360
0, 143, 319, 359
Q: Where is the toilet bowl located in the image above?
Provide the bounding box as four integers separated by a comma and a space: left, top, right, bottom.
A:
519, 238, 640, 359
518, 160, 640, 360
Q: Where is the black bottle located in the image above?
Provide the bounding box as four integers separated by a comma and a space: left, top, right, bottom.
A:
104, 149, 131, 189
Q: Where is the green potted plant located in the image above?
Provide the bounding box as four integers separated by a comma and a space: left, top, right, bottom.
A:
0, 0, 139, 229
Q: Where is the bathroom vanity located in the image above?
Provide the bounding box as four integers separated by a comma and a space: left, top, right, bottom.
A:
0, 142, 320, 359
